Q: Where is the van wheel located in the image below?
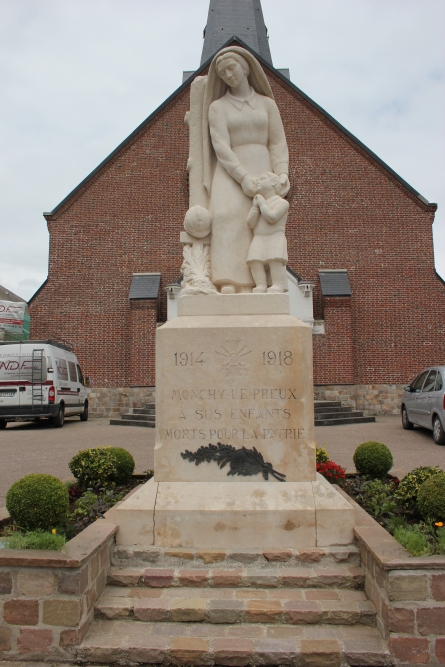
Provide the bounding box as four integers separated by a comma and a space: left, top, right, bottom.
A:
0, 419, 6, 429
52, 405, 65, 428
433, 416, 445, 446
402, 405, 414, 430
80, 402, 88, 422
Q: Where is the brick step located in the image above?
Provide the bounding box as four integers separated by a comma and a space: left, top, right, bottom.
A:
132, 407, 156, 415
112, 545, 360, 569
96, 585, 375, 626
108, 566, 364, 590
109, 418, 155, 428
142, 402, 155, 409
315, 416, 376, 427
120, 413, 155, 422
79, 619, 391, 666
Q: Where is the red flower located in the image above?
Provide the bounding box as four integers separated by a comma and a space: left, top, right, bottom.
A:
316, 461, 346, 484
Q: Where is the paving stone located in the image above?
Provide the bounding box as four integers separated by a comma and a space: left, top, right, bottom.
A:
125, 635, 170, 663
208, 599, 244, 624
197, 549, 227, 564
142, 568, 175, 587
178, 569, 209, 587
17, 570, 55, 596
254, 638, 298, 665
266, 625, 304, 639
274, 589, 304, 600
170, 597, 207, 622
319, 600, 360, 625
343, 638, 391, 666
300, 639, 341, 666
305, 589, 339, 600
4, 598, 39, 625
165, 548, 195, 560
244, 570, 280, 587
389, 636, 430, 664
213, 569, 243, 587
108, 567, 142, 586
282, 569, 310, 587
228, 550, 260, 564
262, 549, 292, 562
226, 626, 264, 638
129, 587, 162, 598
296, 549, 324, 564
246, 599, 282, 622
214, 638, 253, 666
42, 598, 82, 626
96, 597, 133, 619
17, 628, 53, 655
235, 589, 267, 599
133, 598, 170, 622
283, 600, 320, 624
170, 637, 210, 665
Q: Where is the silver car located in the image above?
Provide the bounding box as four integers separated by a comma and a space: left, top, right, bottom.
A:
401, 366, 445, 445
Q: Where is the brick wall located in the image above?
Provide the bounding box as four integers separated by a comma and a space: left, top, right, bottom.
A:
313, 297, 354, 384
29, 47, 445, 390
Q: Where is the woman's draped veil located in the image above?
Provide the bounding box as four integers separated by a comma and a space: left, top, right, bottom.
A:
202, 46, 275, 197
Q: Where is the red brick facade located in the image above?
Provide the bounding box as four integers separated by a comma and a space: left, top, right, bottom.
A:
29, 46, 445, 392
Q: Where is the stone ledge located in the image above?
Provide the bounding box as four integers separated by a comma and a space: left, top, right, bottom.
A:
0, 522, 117, 569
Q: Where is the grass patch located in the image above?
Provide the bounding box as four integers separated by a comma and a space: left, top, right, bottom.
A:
3, 529, 66, 551
394, 525, 431, 557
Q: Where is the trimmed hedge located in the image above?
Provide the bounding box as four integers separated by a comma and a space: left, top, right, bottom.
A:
6, 474, 69, 531
417, 472, 445, 521
353, 441, 393, 479
108, 447, 135, 485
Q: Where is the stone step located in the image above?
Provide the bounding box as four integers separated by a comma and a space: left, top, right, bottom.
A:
120, 412, 155, 422
109, 418, 155, 428
108, 566, 364, 590
314, 400, 342, 408
132, 407, 156, 415
315, 411, 365, 420
96, 585, 375, 626
314, 404, 352, 414
79, 619, 391, 666
143, 402, 155, 409
111, 545, 361, 569
315, 416, 376, 427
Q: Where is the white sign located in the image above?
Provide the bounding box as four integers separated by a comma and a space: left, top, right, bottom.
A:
0, 301, 26, 334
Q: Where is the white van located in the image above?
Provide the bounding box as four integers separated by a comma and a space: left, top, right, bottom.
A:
0, 340, 89, 429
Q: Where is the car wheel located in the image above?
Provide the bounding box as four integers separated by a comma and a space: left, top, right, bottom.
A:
433, 415, 445, 446
52, 405, 65, 428
79, 402, 88, 422
0, 419, 6, 429
401, 405, 414, 430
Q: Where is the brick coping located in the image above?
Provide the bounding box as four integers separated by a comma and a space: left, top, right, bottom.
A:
336, 486, 445, 570
0, 521, 117, 568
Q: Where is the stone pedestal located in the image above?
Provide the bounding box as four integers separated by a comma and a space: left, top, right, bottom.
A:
110, 294, 356, 548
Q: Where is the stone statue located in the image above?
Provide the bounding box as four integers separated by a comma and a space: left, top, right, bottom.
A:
246, 172, 289, 293
181, 46, 290, 295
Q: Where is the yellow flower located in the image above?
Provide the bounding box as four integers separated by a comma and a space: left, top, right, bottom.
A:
51, 528, 57, 534
435, 522, 444, 527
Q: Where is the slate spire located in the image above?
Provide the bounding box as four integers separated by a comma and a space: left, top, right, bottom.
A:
201, 0, 272, 66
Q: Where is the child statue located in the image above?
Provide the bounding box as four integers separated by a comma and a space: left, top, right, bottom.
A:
246, 172, 289, 293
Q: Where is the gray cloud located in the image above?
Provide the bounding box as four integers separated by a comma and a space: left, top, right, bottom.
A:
0, 0, 443, 300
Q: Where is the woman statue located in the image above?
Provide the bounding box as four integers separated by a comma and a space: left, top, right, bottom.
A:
202, 46, 290, 294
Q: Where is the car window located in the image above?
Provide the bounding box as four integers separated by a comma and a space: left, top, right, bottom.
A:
436, 372, 444, 392
76, 365, 84, 385
422, 371, 437, 392
56, 358, 68, 382
68, 361, 77, 383
411, 370, 429, 393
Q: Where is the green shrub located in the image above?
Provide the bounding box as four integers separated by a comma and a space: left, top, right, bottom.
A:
6, 474, 69, 531
358, 479, 397, 524
69, 448, 117, 489
417, 473, 445, 521
108, 447, 135, 484
395, 466, 443, 511
316, 447, 329, 464
353, 441, 393, 479
394, 525, 431, 557
3, 529, 66, 551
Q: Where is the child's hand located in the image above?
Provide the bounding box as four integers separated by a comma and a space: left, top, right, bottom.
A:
254, 194, 265, 207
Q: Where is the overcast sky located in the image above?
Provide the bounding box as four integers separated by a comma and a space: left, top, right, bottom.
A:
1, 0, 444, 301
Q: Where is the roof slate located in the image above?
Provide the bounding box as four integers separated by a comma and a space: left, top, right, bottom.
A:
201, 0, 272, 65
129, 274, 161, 300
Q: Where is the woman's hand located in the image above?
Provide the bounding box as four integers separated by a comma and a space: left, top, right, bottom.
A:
241, 174, 257, 197
278, 173, 290, 196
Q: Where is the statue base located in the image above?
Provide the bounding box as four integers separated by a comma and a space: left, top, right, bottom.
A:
105, 474, 355, 548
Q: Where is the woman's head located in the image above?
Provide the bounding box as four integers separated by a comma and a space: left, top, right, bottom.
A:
216, 52, 250, 88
